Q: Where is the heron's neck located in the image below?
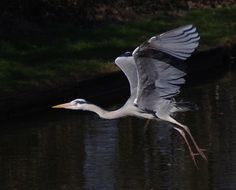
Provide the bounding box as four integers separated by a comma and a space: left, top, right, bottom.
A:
83, 104, 127, 119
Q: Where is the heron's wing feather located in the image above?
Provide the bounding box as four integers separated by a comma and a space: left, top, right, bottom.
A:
133, 25, 199, 111
134, 51, 186, 110
115, 56, 138, 98
147, 25, 199, 60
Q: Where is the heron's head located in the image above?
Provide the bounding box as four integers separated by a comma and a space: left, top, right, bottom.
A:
52, 98, 88, 110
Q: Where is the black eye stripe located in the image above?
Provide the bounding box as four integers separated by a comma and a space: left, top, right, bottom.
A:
72, 99, 87, 104
75, 100, 86, 104
121, 52, 132, 57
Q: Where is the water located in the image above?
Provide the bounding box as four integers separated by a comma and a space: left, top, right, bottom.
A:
0, 69, 236, 190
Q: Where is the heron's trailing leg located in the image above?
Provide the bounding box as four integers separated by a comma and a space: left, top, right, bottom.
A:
174, 121, 206, 160
167, 116, 207, 160
173, 127, 198, 167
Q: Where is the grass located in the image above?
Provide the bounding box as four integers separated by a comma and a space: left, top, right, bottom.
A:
0, 6, 235, 95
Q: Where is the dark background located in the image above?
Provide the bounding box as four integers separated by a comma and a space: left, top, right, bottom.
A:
0, 0, 235, 23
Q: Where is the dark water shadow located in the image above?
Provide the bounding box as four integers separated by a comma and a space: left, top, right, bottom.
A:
0, 69, 236, 190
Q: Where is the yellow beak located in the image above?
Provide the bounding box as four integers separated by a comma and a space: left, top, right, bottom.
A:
52, 102, 71, 109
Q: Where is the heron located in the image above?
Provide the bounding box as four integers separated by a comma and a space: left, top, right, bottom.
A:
53, 25, 206, 165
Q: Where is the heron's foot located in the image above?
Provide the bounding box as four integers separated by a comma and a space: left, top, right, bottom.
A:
190, 149, 207, 168
194, 148, 207, 160
190, 152, 198, 168
189, 148, 207, 168
173, 126, 207, 166
181, 128, 207, 160
193, 149, 207, 155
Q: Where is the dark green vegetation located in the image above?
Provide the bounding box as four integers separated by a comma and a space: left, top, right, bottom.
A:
0, 6, 235, 95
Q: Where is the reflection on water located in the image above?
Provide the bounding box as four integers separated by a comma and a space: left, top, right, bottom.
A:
0, 69, 236, 190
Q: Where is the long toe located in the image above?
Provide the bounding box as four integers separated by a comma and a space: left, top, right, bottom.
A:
193, 148, 207, 160
198, 148, 207, 160
190, 153, 199, 168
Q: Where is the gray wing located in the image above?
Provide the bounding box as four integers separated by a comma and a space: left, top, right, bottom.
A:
134, 25, 199, 60
133, 25, 199, 111
115, 56, 138, 98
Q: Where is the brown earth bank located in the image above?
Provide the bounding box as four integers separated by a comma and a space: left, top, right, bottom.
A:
0, 44, 235, 121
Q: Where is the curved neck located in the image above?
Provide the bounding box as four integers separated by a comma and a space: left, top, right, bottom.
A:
83, 104, 127, 119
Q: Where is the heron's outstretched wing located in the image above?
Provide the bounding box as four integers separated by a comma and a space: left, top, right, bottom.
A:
133, 25, 199, 111
133, 25, 199, 60
115, 56, 138, 98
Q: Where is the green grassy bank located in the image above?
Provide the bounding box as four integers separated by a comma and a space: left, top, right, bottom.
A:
0, 6, 235, 96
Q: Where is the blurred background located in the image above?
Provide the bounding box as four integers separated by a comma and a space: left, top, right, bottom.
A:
0, 1, 236, 190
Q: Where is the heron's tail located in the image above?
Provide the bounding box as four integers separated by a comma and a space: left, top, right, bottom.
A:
174, 101, 199, 112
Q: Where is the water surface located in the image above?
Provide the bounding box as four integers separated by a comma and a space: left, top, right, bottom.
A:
0, 69, 236, 190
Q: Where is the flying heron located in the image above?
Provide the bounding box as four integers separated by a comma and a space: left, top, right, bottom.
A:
53, 25, 206, 165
